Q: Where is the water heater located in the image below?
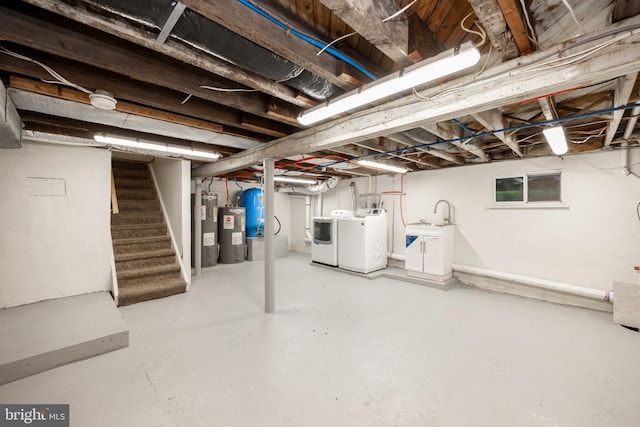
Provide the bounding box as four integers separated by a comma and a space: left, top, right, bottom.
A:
191, 194, 219, 268
218, 207, 246, 264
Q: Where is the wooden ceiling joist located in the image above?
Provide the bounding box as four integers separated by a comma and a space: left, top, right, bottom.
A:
0, 5, 302, 126
421, 123, 489, 161
605, 72, 638, 146
496, 0, 534, 54
193, 15, 640, 177
472, 109, 523, 157
317, 0, 411, 66
179, 0, 363, 90
468, 0, 519, 59
21, 0, 310, 108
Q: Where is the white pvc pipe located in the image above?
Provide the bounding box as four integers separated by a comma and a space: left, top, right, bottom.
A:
453, 264, 613, 302
304, 195, 312, 243
388, 252, 406, 262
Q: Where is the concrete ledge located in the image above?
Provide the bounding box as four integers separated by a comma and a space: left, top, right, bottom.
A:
613, 282, 640, 328
0, 292, 129, 385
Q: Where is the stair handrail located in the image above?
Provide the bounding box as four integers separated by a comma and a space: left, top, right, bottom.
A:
111, 169, 119, 214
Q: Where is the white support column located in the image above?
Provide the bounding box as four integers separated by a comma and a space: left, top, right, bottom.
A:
263, 158, 275, 313
194, 180, 202, 276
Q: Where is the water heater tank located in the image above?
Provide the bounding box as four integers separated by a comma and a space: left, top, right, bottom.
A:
218, 207, 246, 264
240, 188, 264, 238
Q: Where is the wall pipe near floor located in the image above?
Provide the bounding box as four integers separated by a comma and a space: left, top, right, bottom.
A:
453, 264, 613, 302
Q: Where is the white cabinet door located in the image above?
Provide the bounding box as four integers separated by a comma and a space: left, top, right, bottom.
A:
422, 236, 444, 275
405, 234, 423, 272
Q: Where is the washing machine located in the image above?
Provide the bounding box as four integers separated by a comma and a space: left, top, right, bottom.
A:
311, 209, 353, 266
338, 194, 387, 274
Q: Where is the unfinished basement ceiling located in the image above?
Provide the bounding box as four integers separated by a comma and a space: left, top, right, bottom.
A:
2, 0, 640, 180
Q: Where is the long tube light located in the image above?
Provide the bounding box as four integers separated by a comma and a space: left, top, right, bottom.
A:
298, 42, 481, 126
542, 126, 568, 155
94, 135, 221, 160
356, 159, 408, 174
273, 176, 318, 185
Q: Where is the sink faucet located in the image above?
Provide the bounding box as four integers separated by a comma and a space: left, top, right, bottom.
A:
433, 199, 452, 224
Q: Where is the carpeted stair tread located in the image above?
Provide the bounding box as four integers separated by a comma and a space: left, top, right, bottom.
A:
113, 177, 154, 190
116, 188, 157, 200
116, 255, 177, 271
116, 263, 180, 280
114, 248, 175, 262
111, 223, 167, 239
118, 199, 161, 212
111, 212, 164, 225
113, 235, 171, 246
111, 223, 165, 231
118, 277, 186, 306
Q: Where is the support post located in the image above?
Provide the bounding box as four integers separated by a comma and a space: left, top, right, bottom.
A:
194, 180, 202, 276
264, 158, 275, 313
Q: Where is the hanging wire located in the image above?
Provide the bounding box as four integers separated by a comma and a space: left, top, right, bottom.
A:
382, 0, 418, 22
461, 12, 487, 48
0, 45, 93, 94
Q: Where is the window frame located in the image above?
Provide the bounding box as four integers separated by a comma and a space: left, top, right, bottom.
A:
492, 171, 566, 208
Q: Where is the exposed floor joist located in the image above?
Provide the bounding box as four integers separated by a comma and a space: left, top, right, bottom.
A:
421, 123, 489, 161
21, 0, 311, 108
317, 0, 411, 66
496, 0, 533, 54
605, 72, 638, 146
0, 5, 302, 126
472, 109, 523, 157
193, 16, 640, 177
179, 0, 364, 90
468, 0, 519, 59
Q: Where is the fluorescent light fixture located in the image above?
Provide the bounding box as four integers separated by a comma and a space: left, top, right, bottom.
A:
356, 159, 408, 174
542, 126, 568, 155
94, 135, 221, 160
273, 176, 318, 185
298, 42, 481, 125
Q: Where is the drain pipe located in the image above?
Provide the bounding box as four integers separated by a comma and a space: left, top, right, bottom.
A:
304, 195, 312, 243
316, 192, 323, 217
453, 264, 613, 302
622, 106, 640, 182
194, 180, 202, 276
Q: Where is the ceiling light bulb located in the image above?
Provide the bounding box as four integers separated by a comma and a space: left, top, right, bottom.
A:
298, 43, 481, 126
356, 159, 408, 174
543, 126, 568, 155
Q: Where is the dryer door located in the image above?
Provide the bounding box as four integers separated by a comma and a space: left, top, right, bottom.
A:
313, 218, 333, 244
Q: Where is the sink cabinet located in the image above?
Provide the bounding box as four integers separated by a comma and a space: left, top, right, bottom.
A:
405, 224, 455, 281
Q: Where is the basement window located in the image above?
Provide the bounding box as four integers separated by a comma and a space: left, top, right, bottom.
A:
493, 172, 565, 207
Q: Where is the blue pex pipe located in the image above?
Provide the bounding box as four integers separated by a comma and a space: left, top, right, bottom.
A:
237, 0, 378, 81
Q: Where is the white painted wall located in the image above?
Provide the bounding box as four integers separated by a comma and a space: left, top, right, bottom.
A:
291, 149, 640, 292
0, 141, 112, 308
152, 158, 191, 284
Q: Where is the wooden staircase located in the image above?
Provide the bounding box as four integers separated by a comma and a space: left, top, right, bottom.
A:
111, 160, 186, 306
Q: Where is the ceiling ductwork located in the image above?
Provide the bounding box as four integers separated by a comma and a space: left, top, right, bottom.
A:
277, 176, 340, 195
80, 0, 342, 101
0, 80, 22, 149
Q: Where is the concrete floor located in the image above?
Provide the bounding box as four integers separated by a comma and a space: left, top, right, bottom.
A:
1, 252, 639, 426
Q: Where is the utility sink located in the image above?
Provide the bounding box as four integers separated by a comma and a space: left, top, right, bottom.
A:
408, 222, 449, 227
